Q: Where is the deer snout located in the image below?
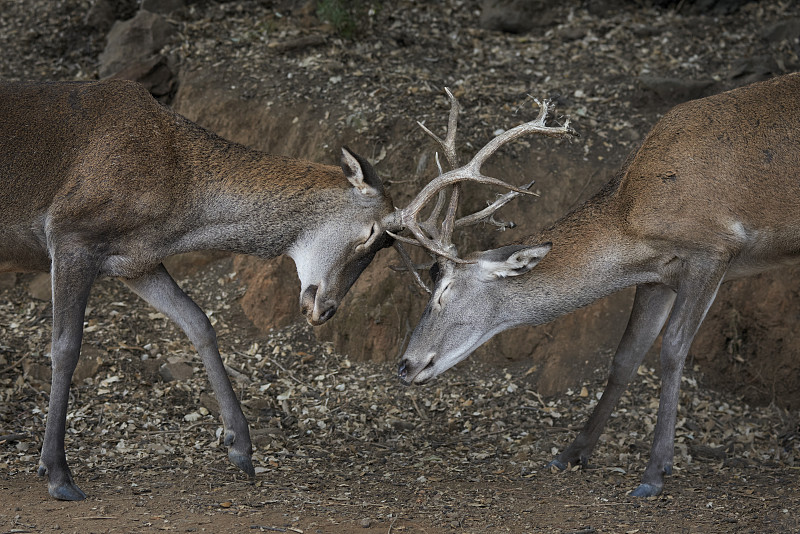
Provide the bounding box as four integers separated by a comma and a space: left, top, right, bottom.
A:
311, 301, 337, 325
300, 285, 338, 326
398, 353, 436, 385
398, 360, 410, 385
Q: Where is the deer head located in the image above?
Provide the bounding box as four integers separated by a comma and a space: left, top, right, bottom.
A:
289, 147, 395, 325
393, 90, 574, 384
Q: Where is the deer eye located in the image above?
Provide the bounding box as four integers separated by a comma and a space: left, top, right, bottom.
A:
355, 222, 380, 252
435, 280, 451, 309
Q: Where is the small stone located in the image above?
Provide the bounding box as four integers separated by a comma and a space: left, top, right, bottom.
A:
360, 518, 371, 528
0, 272, 16, 290
73, 345, 105, 384
159, 360, 194, 382
27, 272, 51, 301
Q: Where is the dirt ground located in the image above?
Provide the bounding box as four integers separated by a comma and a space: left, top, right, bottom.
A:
2, 0, 800, 533
2, 257, 799, 533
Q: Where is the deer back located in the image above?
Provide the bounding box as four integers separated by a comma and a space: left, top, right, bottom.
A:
0, 79, 395, 324
618, 73, 800, 258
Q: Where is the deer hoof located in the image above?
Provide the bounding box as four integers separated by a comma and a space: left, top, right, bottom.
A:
228, 451, 256, 478
546, 459, 567, 471
48, 480, 87, 501
629, 483, 662, 498
39, 463, 88, 500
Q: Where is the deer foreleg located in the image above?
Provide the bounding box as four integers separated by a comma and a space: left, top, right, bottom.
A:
631, 265, 726, 497
122, 264, 255, 478
549, 283, 675, 471
38, 250, 99, 501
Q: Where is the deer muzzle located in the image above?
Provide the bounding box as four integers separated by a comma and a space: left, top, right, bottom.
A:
300, 284, 338, 326
398, 352, 436, 385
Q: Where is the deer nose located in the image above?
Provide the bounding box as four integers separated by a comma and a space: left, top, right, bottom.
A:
300, 285, 318, 318
398, 360, 410, 384
313, 301, 337, 325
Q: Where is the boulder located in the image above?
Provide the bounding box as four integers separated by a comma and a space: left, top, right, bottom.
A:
98, 10, 176, 79
638, 75, 716, 106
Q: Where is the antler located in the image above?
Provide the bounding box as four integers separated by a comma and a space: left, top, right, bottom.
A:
387, 89, 575, 270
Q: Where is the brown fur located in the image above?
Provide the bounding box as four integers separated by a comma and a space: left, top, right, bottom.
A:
0, 79, 395, 500
400, 72, 800, 497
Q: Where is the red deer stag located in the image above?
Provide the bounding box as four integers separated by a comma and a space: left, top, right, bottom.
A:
397, 73, 800, 497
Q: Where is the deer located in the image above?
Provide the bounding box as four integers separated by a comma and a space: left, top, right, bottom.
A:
395, 72, 800, 497
0, 79, 532, 500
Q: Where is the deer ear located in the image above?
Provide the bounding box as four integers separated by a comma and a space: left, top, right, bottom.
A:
479, 243, 552, 279
341, 147, 382, 197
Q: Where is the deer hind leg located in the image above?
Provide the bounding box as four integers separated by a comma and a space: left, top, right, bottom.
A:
549, 283, 675, 472
38, 250, 99, 500
122, 264, 255, 478
630, 264, 726, 498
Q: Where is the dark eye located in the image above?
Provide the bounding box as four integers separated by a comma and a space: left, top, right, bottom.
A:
429, 262, 441, 284
435, 280, 451, 308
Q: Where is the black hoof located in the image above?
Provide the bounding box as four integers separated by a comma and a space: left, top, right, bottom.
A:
49, 481, 87, 501
629, 483, 662, 498
229, 451, 256, 478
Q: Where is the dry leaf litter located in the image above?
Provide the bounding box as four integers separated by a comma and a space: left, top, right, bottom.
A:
1, 0, 800, 531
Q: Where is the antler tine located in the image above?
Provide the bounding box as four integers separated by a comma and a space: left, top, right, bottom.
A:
393, 91, 575, 265
391, 242, 431, 294
386, 228, 466, 264
467, 99, 574, 176
417, 86, 461, 168
455, 181, 537, 229
440, 183, 460, 248
399, 168, 535, 224
432, 88, 462, 250
415, 87, 464, 257
401, 97, 573, 227
418, 163, 447, 239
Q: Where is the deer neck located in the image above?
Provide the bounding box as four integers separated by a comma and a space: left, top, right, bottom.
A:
176, 140, 343, 258
519, 193, 657, 326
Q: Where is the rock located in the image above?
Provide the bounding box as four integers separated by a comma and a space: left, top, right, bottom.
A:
0, 272, 16, 291
22, 359, 51, 384
27, 273, 51, 301
99, 10, 176, 79
728, 55, 781, 84
638, 75, 716, 105
108, 54, 176, 101
479, 0, 555, 33
652, 0, 751, 14
199, 392, 220, 418
84, 0, 115, 32
234, 255, 299, 332
139, 356, 163, 382
159, 360, 194, 382
22, 345, 106, 385
761, 18, 800, 44
141, 0, 185, 15
73, 346, 105, 383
